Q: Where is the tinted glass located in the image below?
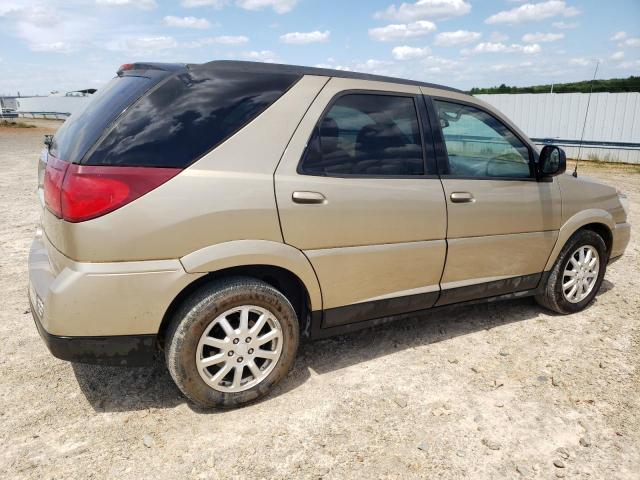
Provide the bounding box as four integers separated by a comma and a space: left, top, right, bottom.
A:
85, 69, 300, 167
300, 94, 424, 176
50, 75, 156, 162
435, 100, 531, 178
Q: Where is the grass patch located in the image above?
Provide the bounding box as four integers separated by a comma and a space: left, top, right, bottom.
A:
569, 158, 640, 174
0, 120, 36, 128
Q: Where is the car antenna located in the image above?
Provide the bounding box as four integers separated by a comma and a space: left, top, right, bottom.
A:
574, 59, 599, 178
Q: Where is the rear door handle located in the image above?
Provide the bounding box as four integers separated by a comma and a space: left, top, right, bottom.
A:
292, 191, 327, 204
450, 192, 475, 203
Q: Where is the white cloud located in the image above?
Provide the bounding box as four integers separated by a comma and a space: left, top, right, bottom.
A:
375, 0, 471, 22
242, 50, 278, 62
359, 59, 392, 69
354, 59, 395, 75
610, 31, 627, 41
522, 32, 564, 43
462, 42, 541, 55
315, 63, 352, 71
517, 44, 542, 54
620, 37, 640, 48
422, 55, 460, 73
610, 51, 624, 60
616, 59, 640, 70
609, 32, 639, 48
30, 41, 74, 53
369, 20, 436, 42
485, 1, 579, 25
95, 0, 157, 10
163, 16, 210, 29
107, 36, 178, 54
181, 0, 227, 7
569, 57, 591, 66
552, 21, 577, 29
392, 45, 431, 60
279, 30, 330, 44
0, 4, 21, 16
489, 31, 509, 42
2, 5, 99, 55
236, 0, 297, 14
434, 30, 480, 46
212, 35, 249, 44
184, 35, 249, 47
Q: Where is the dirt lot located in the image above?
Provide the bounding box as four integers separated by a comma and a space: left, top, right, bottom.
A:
1, 120, 638, 479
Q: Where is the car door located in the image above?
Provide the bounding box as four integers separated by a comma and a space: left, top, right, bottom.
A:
422, 93, 562, 305
275, 77, 447, 328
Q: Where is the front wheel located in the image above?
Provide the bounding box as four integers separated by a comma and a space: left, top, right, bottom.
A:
165, 277, 299, 408
535, 229, 607, 314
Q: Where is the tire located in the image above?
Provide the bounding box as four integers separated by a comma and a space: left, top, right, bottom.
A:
165, 276, 299, 408
535, 229, 607, 314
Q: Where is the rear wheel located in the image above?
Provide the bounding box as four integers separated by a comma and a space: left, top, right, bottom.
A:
535, 229, 607, 314
165, 277, 299, 408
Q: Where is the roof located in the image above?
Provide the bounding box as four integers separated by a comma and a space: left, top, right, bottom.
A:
194, 60, 465, 94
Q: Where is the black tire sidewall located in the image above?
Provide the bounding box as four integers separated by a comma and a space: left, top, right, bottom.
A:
166, 278, 299, 408
552, 231, 607, 313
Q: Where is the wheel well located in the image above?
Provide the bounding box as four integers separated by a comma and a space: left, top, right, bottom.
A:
157, 265, 311, 350
580, 222, 613, 256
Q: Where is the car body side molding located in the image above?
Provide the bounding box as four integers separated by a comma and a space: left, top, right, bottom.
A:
308, 272, 549, 340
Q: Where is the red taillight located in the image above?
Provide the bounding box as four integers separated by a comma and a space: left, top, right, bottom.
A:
44, 154, 180, 223
43, 155, 70, 218
61, 165, 181, 222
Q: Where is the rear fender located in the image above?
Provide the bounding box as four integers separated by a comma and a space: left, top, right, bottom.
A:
180, 240, 323, 311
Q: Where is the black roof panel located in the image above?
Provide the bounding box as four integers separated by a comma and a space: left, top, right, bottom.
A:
190, 60, 465, 94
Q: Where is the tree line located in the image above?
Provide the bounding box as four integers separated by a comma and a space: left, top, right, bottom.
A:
469, 76, 640, 94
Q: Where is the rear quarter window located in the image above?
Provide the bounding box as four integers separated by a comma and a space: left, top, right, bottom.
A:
84, 68, 301, 168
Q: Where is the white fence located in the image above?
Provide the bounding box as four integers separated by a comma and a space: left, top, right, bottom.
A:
7, 90, 640, 164
14, 95, 91, 119
476, 92, 640, 164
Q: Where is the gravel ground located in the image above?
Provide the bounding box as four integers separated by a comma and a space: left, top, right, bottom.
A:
1, 121, 639, 479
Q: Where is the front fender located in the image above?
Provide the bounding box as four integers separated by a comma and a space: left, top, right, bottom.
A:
180, 240, 323, 311
543, 209, 614, 271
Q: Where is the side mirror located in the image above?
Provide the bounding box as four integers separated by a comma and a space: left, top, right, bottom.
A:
538, 145, 566, 178
43, 135, 53, 149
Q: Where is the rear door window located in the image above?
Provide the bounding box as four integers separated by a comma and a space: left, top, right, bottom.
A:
299, 93, 425, 176
85, 69, 300, 168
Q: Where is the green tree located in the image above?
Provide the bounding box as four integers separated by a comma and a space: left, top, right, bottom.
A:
469, 76, 640, 94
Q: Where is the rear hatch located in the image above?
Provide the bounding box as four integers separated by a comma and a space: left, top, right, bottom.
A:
39, 60, 302, 263
38, 63, 183, 260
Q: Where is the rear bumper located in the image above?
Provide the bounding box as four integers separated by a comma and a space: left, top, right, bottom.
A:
28, 232, 203, 364
30, 296, 157, 365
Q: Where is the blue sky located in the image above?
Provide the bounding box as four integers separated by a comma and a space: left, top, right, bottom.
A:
1, 0, 639, 95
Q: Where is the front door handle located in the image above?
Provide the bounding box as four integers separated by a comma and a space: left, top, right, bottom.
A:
292, 191, 327, 204
450, 192, 475, 203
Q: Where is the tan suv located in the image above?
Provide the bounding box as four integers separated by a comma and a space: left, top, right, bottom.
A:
29, 61, 631, 407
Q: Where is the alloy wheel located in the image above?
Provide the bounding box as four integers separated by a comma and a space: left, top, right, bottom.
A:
562, 245, 600, 304
195, 305, 283, 393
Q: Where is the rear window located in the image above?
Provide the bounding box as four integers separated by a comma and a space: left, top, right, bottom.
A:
84, 68, 301, 168
299, 93, 425, 176
50, 75, 158, 163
